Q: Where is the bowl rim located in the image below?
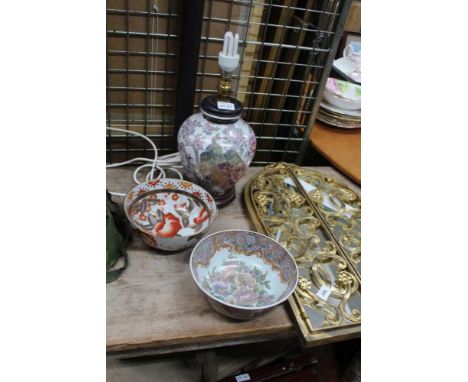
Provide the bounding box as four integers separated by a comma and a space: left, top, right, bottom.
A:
124, 178, 218, 240
189, 229, 299, 311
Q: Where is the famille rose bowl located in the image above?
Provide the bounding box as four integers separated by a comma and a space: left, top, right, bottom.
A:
124, 179, 218, 251
190, 230, 298, 320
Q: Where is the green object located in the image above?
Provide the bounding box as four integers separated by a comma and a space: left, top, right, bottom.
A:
106, 192, 131, 283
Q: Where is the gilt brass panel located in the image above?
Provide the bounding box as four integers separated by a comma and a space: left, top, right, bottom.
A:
244, 163, 361, 343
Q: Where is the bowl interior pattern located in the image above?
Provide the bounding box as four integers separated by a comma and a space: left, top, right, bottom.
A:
191, 231, 298, 309
129, 190, 211, 237
124, 179, 217, 239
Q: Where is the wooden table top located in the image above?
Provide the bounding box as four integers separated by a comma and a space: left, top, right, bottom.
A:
107, 166, 359, 358
310, 122, 361, 184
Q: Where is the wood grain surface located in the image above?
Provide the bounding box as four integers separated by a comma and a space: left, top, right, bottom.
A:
310, 122, 361, 184
107, 166, 359, 357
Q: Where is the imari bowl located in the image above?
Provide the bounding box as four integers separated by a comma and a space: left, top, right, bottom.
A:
124, 179, 218, 252
190, 230, 298, 320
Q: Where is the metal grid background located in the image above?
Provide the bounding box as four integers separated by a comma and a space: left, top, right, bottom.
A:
107, 0, 350, 165
107, 0, 182, 163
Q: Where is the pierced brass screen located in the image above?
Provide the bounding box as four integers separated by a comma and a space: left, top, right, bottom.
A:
244, 163, 361, 344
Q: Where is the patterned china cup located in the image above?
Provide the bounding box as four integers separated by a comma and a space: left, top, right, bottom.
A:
124, 179, 218, 251
343, 42, 361, 64
190, 230, 298, 320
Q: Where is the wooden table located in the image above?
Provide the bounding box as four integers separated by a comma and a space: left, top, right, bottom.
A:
107, 166, 359, 359
310, 122, 361, 184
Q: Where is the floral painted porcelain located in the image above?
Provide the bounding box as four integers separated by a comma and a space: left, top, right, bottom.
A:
124, 179, 217, 251
190, 230, 298, 320
177, 96, 256, 207
323, 78, 361, 110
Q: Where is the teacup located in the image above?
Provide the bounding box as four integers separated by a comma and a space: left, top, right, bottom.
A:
343, 42, 361, 64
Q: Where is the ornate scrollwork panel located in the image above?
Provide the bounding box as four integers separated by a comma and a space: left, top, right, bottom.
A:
244, 163, 361, 342
291, 165, 361, 275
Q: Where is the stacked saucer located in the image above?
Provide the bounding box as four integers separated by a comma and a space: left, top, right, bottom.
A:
317, 101, 361, 129
317, 78, 361, 129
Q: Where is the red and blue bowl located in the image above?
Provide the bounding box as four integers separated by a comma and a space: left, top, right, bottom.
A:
124, 179, 218, 251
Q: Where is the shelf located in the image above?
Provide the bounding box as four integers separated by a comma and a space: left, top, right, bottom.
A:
309, 121, 361, 184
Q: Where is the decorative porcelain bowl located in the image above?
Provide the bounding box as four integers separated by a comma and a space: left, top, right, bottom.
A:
190, 230, 298, 320
323, 78, 361, 110
124, 179, 218, 251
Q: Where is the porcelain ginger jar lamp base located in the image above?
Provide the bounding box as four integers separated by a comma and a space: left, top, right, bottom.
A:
177, 95, 256, 207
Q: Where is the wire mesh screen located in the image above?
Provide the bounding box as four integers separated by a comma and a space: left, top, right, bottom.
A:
197, 0, 343, 164
107, 0, 349, 165
106, 0, 182, 163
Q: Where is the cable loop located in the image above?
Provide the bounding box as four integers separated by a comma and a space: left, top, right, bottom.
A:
106, 127, 182, 196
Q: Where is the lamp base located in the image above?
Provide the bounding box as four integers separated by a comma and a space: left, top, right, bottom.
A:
213, 186, 236, 208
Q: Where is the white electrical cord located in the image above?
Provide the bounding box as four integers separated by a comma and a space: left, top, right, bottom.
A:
106, 127, 182, 197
